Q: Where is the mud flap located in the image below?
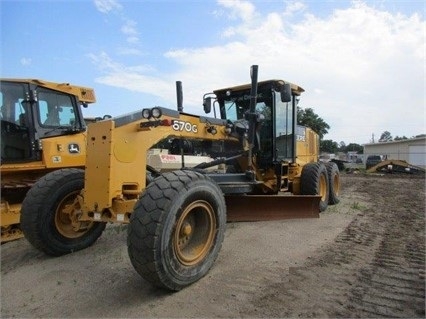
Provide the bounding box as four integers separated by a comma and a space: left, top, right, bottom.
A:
225, 195, 321, 222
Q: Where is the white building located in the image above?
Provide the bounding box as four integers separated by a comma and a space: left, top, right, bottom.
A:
363, 136, 426, 168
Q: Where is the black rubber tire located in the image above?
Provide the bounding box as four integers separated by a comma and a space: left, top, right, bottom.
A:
301, 162, 330, 212
325, 162, 341, 205
146, 165, 160, 185
20, 168, 106, 256
127, 170, 226, 291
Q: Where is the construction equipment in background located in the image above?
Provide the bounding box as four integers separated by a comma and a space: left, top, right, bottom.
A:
1, 78, 99, 242
366, 159, 425, 175
20, 65, 341, 290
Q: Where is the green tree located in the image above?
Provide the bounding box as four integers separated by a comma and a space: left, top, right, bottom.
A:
394, 136, 408, 141
344, 143, 363, 153
320, 139, 339, 153
297, 107, 330, 139
379, 131, 392, 142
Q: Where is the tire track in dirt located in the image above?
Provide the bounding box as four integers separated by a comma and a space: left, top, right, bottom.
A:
343, 183, 425, 318
241, 175, 425, 318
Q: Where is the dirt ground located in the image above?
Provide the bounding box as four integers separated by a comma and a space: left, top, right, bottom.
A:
1, 173, 425, 318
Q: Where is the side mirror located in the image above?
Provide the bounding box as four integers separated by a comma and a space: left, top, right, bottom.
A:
280, 83, 292, 103
203, 97, 213, 114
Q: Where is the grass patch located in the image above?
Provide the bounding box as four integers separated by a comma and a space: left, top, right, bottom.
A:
350, 201, 365, 210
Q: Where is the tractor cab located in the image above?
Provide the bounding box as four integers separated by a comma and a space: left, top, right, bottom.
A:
205, 80, 304, 169
0, 79, 94, 163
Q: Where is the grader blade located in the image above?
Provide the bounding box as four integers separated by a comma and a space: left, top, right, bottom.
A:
225, 195, 321, 222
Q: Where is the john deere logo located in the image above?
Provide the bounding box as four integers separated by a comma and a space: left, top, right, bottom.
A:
68, 143, 80, 154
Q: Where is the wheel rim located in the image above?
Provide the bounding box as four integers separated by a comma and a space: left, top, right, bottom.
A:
173, 200, 216, 266
319, 174, 328, 201
55, 190, 92, 239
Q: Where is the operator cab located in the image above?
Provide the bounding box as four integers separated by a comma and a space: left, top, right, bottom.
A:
206, 80, 304, 168
0, 80, 88, 163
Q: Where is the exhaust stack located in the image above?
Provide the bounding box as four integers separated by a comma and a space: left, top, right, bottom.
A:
176, 81, 183, 112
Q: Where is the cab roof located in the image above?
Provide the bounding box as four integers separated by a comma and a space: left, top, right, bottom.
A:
0, 78, 96, 104
213, 79, 305, 96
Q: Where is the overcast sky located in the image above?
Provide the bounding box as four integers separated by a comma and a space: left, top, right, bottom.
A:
1, 0, 424, 144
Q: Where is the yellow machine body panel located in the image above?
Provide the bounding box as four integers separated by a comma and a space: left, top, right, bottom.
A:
83, 110, 238, 222
1, 78, 95, 242
1, 132, 87, 175
295, 127, 320, 166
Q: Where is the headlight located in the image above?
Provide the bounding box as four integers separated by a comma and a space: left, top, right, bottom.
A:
142, 108, 151, 119
151, 107, 162, 119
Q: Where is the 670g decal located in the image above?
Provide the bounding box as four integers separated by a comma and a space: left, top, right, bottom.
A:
172, 120, 198, 133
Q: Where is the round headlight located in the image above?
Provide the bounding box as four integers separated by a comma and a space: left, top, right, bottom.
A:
142, 109, 151, 119
151, 107, 162, 119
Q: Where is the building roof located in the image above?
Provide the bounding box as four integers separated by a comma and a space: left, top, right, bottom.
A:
363, 136, 425, 146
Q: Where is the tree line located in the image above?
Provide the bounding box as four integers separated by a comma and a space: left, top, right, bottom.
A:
297, 107, 363, 153
297, 107, 424, 154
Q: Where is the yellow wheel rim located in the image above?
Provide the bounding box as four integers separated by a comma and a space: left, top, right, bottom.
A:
319, 174, 328, 202
332, 173, 340, 196
174, 200, 216, 266
54, 190, 91, 239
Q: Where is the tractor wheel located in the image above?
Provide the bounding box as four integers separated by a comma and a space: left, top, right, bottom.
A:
127, 170, 226, 291
301, 162, 330, 212
146, 165, 160, 185
20, 168, 106, 256
325, 162, 340, 204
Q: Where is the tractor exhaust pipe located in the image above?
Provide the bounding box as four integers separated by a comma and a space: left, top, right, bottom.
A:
175, 81, 185, 167
246, 65, 259, 172
247, 65, 258, 147
176, 81, 183, 112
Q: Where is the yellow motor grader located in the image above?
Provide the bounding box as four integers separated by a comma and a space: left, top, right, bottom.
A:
20, 65, 340, 290
0, 78, 98, 242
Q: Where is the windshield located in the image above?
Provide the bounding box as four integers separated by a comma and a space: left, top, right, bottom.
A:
0, 82, 80, 129
220, 88, 274, 166
37, 89, 77, 127
221, 91, 271, 122
1, 81, 84, 162
218, 85, 297, 165
0, 82, 32, 161
0, 82, 27, 126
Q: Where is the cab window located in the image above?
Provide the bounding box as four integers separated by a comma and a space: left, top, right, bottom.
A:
37, 90, 76, 127
0, 82, 27, 126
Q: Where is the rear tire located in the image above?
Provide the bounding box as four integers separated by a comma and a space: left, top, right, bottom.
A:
301, 162, 329, 212
325, 162, 340, 204
20, 168, 106, 256
127, 170, 226, 291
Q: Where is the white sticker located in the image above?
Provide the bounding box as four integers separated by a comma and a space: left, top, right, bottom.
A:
52, 156, 62, 163
117, 214, 125, 222
94, 213, 101, 220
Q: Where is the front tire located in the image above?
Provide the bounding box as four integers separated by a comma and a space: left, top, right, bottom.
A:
20, 168, 106, 256
127, 170, 226, 291
301, 162, 330, 212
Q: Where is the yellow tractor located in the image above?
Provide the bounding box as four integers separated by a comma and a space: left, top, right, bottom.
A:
20, 65, 340, 290
0, 78, 99, 242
